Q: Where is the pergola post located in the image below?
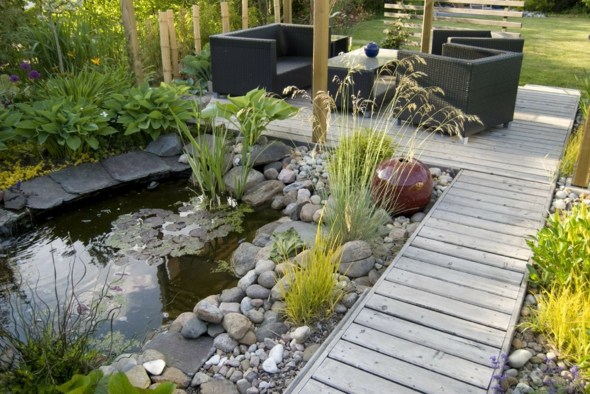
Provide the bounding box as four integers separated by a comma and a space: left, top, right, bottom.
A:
121, 0, 143, 84
283, 0, 292, 23
312, 0, 329, 143
421, 0, 434, 53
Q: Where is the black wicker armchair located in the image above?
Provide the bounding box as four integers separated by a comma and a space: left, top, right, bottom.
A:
431, 29, 524, 55
210, 24, 322, 96
396, 43, 523, 137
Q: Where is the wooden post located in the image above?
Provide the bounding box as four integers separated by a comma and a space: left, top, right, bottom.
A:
242, 0, 249, 29
312, 0, 329, 143
120, 0, 143, 84
283, 0, 292, 23
159, 11, 172, 82
274, 0, 281, 23
573, 107, 590, 187
166, 10, 180, 78
192, 5, 202, 53
221, 2, 230, 33
421, 0, 434, 53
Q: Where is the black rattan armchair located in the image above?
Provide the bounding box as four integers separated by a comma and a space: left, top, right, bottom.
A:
396, 43, 523, 137
431, 29, 524, 55
210, 24, 320, 96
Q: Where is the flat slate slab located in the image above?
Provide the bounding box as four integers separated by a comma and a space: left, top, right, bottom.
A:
252, 141, 291, 166
161, 156, 191, 174
49, 162, 120, 195
142, 331, 214, 375
102, 151, 171, 183
20, 176, 78, 210
0, 208, 28, 237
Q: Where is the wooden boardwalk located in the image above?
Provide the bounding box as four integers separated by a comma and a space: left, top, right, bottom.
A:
275, 85, 580, 393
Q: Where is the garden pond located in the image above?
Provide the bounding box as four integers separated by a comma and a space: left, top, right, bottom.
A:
0, 180, 281, 343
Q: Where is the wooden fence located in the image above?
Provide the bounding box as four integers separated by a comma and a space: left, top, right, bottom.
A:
384, 0, 524, 51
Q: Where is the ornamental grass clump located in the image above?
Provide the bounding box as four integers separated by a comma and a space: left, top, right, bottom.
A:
280, 227, 344, 326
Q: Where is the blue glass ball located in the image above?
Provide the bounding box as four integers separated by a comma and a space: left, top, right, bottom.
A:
364, 42, 380, 58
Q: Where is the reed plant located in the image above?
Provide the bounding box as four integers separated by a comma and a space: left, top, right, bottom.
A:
280, 225, 344, 326
319, 55, 475, 245
560, 127, 585, 177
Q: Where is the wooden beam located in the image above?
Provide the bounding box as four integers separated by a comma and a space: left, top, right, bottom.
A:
242, 0, 248, 29
435, 7, 523, 18
312, 0, 329, 143
385, 3, 424, 11
283, 0, 292, 23
158, 11, 172, 82
421, 0, 434, 53
120, 0, 143, 84
274, 0, 281, 23
166, 9, 180, 78
221, 2, 230, 33
573, 108, 590, 187
436, 0, 524, 7
434, 15, 522, 28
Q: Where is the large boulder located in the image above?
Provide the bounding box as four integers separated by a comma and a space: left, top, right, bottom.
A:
251, 141, 292, 166
145, 133, 183, 157
222, 313, 252, 341
336, 240, 375, 278
242, 180, 285, 207
231, 242, 261, 277
224, 167, 264, 195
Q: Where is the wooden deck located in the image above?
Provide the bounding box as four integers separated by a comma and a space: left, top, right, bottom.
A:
274, 85, 580, 393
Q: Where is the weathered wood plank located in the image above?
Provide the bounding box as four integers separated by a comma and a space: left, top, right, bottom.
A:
451, 182, 548, 205
386, 268, 516, 313
431, 210, 537, 238
425, 216, 530, 249
312, 358, 417, 394
436, 194, 546, 222
330, 341, 487, 393
418, 226, 532, 260
375, 281, 512, 330
435, 200, 541, 230
355, 308, 500, 364
296, 379, 346, 394
444, 188, 549, 212
403, 246, 523, 284
343, 323, 494, 388
459, 170, 552, 191
412, 236, 528, 272
395, 256, 521, 298
458, 174, 550, 197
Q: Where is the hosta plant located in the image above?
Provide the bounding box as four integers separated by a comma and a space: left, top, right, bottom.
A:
106, 82, 194, 141
0, 106, 21, 150
14, 99, 117, 159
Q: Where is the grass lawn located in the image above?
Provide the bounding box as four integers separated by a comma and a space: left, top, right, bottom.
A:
349, 15, 590, 90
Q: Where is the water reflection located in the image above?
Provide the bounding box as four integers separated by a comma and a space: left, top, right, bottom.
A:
0, 180, 280, 341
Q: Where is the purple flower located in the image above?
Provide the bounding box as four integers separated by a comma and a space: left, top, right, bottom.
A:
9, 74, 19, 82
19, 61, 32, 71
28, 70, 41, 80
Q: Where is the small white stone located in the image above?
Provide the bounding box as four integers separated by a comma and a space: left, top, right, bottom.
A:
205, 354, 220, 366
429, 167, 442, 177
508, 349, 533, 368
268, 344, 284, 363
554, 199, 566, 210
555, 190, 568, 199
293, 326, 311, 344
262, 358, 279, 373
142, 359, 166, 376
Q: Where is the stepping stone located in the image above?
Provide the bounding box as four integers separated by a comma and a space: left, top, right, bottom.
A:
251, 141, 291, 166
20, 176, 77, 210
102, 151, 171, 183
49, 162, 119, 194
142, 331, 214, 375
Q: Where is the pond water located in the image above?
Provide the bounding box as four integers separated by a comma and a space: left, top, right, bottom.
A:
0, 180, 281, 343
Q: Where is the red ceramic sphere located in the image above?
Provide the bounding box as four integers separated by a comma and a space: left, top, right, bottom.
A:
371, 157, 433, 216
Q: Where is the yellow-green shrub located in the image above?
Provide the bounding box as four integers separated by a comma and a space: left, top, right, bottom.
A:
280, 229, 344, 326
560, 128, 584, 177
522, 283, 590, 376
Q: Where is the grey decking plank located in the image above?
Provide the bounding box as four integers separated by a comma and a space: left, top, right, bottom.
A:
418, 226, 532, 260
459, 170, 551, 191
296, 379, 347, 394
458, 174, 550, 197
365, 294, 507, 347
330, 341, 486, 393
343, 323, 494, 388
411, 236, 528, 272
386, 268, 516, 313
375, 281, 512, 330
435, 201, 541, 230
444, 188, 547, 211
395, 257, 521, 298
425, 216, 531, 249
430, 210, 537, 238
436, 194, 546, 222
403, 246, 523, 285
354, 308, 500, 365
450, 182, 548, 204
312, 358, 418, 394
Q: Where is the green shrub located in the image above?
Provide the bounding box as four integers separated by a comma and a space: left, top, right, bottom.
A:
281, 228, 344, 325
381, 22, 410, 49
58, 370, 176, 394
0, 106, 21, 150
270, 228, 307, 263
180, 44, 211, 93
37, 66, 134, 108
15, 99, 117, 159
106, 82, 194, 142
527, 203, 590, 289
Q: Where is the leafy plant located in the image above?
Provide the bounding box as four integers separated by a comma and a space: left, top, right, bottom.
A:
37, 66, 134, 108
521, 284, 590, 376
527, 203, 590, 289
57, 370, 176, 394
180, 44, 211, 93
330, 0, 371, 36
0, 252, 122, 391
15, 99, 117, 159
381, 22, 410, 49
0, 106, 21, 150
270, 228, 307, 263
280, 226, 344, 325
174, 110, 231, 206
106, 82, 194, 142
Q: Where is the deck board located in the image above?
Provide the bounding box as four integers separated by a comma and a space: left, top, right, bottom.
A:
274, 84, 579, 393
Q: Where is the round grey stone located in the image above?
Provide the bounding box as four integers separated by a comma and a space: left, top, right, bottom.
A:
254, 259, 276, 275
215, 333, 239, 352
220, 287, 246, 303
195, 299, 224, 323
508, 349, 533, 368
246, 284, 271, 299
181, 314, 207, 339
257, 271, 277, 289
